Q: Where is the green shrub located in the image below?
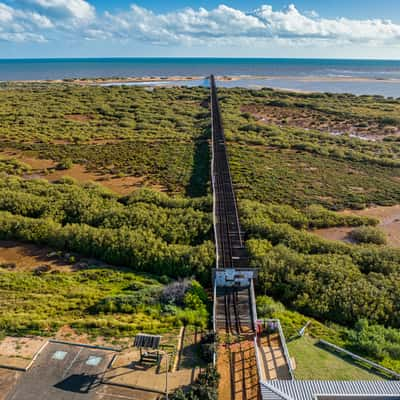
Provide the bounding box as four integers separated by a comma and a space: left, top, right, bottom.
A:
350, 226, 387, 245
56, 158, 73, 170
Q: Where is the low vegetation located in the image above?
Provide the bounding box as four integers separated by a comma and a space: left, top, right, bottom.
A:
349, 226, 387, 245
0, 84, 210, 195
0, 268, 209, 337
1, 83, 400, 375
220, 87, 400, 210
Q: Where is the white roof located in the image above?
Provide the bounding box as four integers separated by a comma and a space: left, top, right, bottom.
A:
261, 381, 400, 400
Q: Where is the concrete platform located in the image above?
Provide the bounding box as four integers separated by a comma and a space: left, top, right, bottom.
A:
5, 342, 115, 400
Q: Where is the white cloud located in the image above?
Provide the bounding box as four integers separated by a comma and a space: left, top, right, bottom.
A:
28, 11, 53, 28
0, 3, 14, 22
27, 0, 95, 21
98, 3, 400, 46
103, 4, 267, 44
0, 2, 51, 42
1, 2, 400, 49
256, 4, 400, 42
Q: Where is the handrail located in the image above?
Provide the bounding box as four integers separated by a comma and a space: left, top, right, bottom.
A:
264, 318, 294, 380
249, 279, 258, 331
319, 339, 400, 380
253, 336, 265, 382
210, 76, 219, 270
276, 319, 294, 380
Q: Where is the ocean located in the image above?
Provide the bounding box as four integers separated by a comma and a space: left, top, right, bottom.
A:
1, 58, 400, 97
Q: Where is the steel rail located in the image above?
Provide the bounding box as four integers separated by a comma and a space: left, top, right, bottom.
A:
210, 74, 246, 269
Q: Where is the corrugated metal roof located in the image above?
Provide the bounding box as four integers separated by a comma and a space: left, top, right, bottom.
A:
261, 381, 400, 400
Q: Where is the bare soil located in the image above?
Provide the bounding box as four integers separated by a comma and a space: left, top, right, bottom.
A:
312, 227, 354, 243
1, 150, 166, 195
0, 240, 74, 272
0, 240, 119, 275
43, 164, 148, 195
54, 325, 131, 350
242, 104, 400, 140
64, 114, 94, 122
0, 337, 46, 360
313, 205, 400, 247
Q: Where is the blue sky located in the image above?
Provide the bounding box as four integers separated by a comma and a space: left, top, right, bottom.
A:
1, 1, 400, 58
97, 0, 400, 21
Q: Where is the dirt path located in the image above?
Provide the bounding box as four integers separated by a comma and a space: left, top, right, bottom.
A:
218, 338, 260, 400
217, 343, 232, 400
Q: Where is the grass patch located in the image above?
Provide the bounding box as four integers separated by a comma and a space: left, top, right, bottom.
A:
288, 336, 384, 380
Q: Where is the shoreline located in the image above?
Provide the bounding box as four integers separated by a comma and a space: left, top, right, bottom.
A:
3, 74, 400, 85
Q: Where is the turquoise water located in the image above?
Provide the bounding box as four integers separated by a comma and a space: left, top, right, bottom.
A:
1, 58, 400, 96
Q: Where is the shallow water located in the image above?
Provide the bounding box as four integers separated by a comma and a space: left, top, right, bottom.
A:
2, 58, 400, 96
100, 76, 400, 97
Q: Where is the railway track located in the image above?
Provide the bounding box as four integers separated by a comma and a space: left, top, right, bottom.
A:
215, 287, 253, 335
211, 74, 260, 400
210, 74, 249, 271
210, 74, 255, 335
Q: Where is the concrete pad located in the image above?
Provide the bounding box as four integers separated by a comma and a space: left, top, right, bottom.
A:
5, 342, 115, 400
0, 369, 20, 400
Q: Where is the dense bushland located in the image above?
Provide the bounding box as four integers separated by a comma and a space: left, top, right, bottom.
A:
0, 178, 214, 281
244, 200, 400, 328
1, 84, 400, 375
244, 200, 400, 329
0, 85, 208, 143
252, 244, 400, 327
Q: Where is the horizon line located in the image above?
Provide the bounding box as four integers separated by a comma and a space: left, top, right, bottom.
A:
1, 56, 400, 62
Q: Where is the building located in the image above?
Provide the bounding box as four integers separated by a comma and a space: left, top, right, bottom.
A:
261, 380, 400, 400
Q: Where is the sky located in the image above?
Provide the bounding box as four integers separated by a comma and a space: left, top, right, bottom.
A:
1, 0, 400, 59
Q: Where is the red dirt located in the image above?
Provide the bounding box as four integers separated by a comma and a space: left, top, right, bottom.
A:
43, 164, 149, 195
313, 205, 400, 248
312, 227, 354, 243
0, 337, 46, 359
0, 240, 73, 272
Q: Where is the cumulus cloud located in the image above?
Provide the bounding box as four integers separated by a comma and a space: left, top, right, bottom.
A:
256, 4, 400, 41
0, 2, 50, 42
98, 3, 400, 46
25, 0, 95, 21
1, 2, 400, 47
